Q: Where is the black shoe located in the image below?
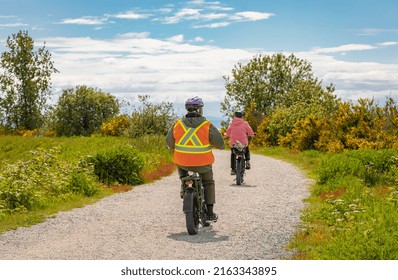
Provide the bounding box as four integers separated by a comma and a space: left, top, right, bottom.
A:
245, 161, 251, 170
203, 221, 210, 227
230, 169, 236, 175
207, 212, 218, 221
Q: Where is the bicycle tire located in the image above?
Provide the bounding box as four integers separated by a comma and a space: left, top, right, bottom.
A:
183, 190, 199, 235
236, 157, 242, 185
240, 155, 245, 183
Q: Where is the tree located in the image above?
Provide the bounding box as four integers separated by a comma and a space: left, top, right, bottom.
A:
221, 53, 336, 121
0, 30, 58, 130
99, 95, 177, 137
127, 95, 176, 137
54, 85, 119, 136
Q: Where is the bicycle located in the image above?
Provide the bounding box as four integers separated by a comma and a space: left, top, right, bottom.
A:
181, 172, 210, 235
232, 141, 246, 185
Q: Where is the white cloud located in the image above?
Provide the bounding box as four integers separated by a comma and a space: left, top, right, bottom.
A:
167, 34, 184, 43
110, 12, 151, 20
39, 33, 398, 119
358, 28, 398, 36
296, 50, 398, 102
0, 23, 29, 27
312, 44, 376, 54
378, 41, 398, 46
200, 13, 229, 20
155, 7, 174, 14
51, 2, 272, 31
161, 8, 201, 24
193, 21, 230, 28
42, 34, 254, 115
155, 1, 273, 28
187, 0, 233, 11
58, 17, 106, 25
187, 0, 206, 4
234, 11, 274, 21
116, 32, 150, 39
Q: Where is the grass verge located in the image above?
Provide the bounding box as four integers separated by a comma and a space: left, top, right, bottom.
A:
255, 146, 398, 260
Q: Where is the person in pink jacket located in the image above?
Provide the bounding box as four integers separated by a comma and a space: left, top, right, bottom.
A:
225, 111, 255, 175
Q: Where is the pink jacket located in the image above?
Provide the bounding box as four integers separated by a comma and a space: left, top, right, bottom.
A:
225, 117, 255, 147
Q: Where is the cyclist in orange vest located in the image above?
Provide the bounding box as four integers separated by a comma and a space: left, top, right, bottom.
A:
166, 96, 224, 221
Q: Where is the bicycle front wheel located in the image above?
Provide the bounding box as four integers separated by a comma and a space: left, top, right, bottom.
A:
183, 191, 199, 235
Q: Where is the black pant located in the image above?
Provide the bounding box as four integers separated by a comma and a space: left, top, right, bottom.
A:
178, 165, 215, 204
230, 146, 250, 170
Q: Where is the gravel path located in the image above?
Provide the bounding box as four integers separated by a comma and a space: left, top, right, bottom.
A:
0, 150, 310, 260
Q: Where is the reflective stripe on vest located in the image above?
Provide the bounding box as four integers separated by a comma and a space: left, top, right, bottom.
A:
175, 120, 211, 154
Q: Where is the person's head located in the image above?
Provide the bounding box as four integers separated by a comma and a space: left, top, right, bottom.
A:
234, 111, 245, 118
185, 96, 204, 115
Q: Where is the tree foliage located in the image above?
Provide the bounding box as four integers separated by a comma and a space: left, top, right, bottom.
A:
54, 85, 119, 136
221, 52, 336, 122
126, 95, 176, 137
99, 95, 176, 137
0, 30, 58, 130
223, 52, 338, 146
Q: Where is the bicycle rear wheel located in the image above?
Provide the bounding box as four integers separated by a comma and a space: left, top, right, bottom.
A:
236, 157, 242, 185
183, 191, 199, 235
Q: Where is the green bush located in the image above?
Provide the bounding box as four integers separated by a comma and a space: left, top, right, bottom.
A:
0, 147, 99, 214
88, 145, 144, 186
317, 149, 398, 187
68, 172, 99, 197
317, 154, 363, 185
0, 163, 39, 211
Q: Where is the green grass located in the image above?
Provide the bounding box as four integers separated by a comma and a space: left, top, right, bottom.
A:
0, 134, 168, 163
0, 135, 175, 234
255, 146, 398, 260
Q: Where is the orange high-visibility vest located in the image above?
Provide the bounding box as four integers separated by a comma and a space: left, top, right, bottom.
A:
173, 119, 214, 166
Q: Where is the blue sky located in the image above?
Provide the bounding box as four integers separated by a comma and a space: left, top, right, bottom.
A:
1, 0, 398, 121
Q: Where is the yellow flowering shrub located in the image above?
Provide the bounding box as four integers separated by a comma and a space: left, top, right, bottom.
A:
279, 114, 323, 151
251, 116, 272, 147
16, 129, 38, 137
99, 115, 129, 136
44, 130, 56, 137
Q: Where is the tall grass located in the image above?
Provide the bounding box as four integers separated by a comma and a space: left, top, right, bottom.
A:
257, 147, 398, 260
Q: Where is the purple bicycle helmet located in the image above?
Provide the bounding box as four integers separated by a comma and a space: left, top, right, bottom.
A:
185, 96, 204, 111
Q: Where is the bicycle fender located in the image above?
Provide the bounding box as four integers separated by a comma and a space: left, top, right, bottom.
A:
183, 191, 195, 213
